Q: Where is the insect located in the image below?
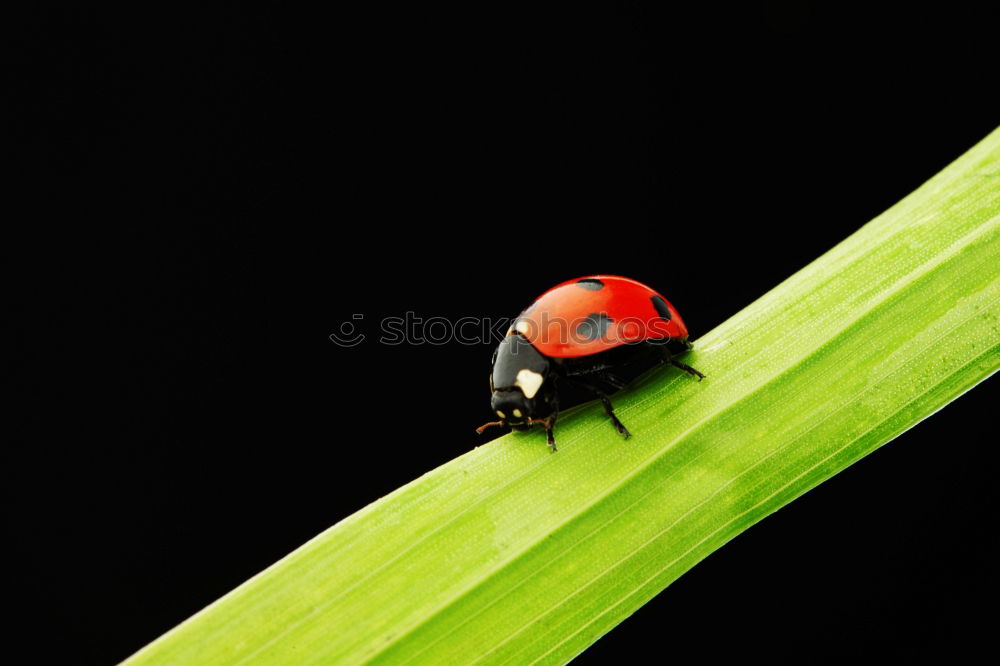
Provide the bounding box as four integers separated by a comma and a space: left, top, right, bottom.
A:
477, 275, 703, 451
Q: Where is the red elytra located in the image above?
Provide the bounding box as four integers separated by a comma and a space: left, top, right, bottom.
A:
511, 275, 689, 358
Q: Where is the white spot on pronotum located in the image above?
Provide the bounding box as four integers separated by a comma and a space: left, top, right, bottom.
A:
512, 408, 523, 418
515, 320, 530, 335
496, 410, 506, 419
515, 369, 544, 399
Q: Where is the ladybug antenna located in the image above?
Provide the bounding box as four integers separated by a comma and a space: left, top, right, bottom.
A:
475, 420, 505, 434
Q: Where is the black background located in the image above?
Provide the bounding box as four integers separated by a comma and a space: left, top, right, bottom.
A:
8, 3, 998, 664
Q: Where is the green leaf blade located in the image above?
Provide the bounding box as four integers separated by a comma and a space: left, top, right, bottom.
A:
124, 128, 1000, 666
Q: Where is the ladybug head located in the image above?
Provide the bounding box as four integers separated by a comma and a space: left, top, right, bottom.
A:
483, 383, 558, 433
490, 388, 536, 429
478, 333, 557, 433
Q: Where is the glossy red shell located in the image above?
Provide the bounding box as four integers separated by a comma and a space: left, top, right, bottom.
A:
512, 275, 689, 358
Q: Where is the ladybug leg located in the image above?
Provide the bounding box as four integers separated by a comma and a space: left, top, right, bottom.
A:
544, 392, 560, 452
565, 378, 631, 439
526, 413, 558, 451
659, 344, 705, 380
670, 359, 705, 380
544, 413, 557, 452
598, 395, 631, 439
527, 391, 560, 451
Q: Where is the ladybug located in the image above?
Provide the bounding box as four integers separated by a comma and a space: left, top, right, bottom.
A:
477, 275, 704, 451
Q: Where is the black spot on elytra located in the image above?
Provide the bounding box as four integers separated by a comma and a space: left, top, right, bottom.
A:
575, 313, 614, 341
576, 278, 604, 290
651, 295, 672, 321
